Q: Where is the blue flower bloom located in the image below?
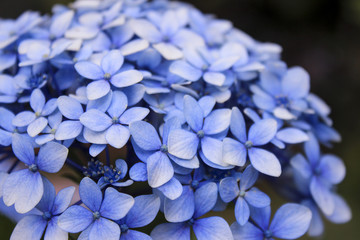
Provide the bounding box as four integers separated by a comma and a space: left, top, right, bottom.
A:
151, 182, 234, 240
223, 107, 281, 177
80, 91, 149, 148
219, 165, 270, 225
74, 50, 143, 100
12, 89, 57, 137
2, 134, 68, 213
231, 203, 312, 240
58, 177, 134, 240
10, 178, 75, 240
118, 194, 160, 240
98, 159, 133, 188
168, 95, 232, 168
290, 134, 346, 216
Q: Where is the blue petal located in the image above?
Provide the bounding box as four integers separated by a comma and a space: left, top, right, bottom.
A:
36, 177, 55, 213
129, 162, 147, 181
120, 107, 149, 125
37, 142, 68, 173
239, 165, 258, 191
230, 107, 247, 142
105, 124, 130, 149
10, 215, 47, 240
130, 19, 162, 43
304, 133, 320, 166
125, 194, 160, 228
202, 109, 231, 135
201, 137, 229, 167
198, 96, 216, 118
170, 60, 202, 81
235, 197, 250, 225
57, 96, 84, 120
290, 154, 312, 179
156, 177, 183, 200
52, 186, 75, 215
209, 56, 239, 72
276, 128, 309, 144
193, 217, 234, 240
86, 80, 111, 100
89, 218, 120, 240
3, 170, 43, 213
101, 50, 124, 75
153, 43, 183, 60
120, 39, 150, 56
111, 70, 143, 88
11, 133, 35, 165
250, 205, 271, 231
281, 67, 310, 99
151, 222, 190, 240
50, 10, 74, 38
120, 230, 152, 240
115, 159, 128, 179
168, 129, 199, 159
44, 216, 68, 240
75, 61, 104, 80
248, 119, 277, 146
270, 203, 312, 239
100, 188, 134, 220
107, 91, 128, 118
0, 129, 12, 146
318, 154, 345, 184
244, 187, 270, 208
147, 151, 174, 188
222, 138, 247, 166
0, 107, 15, 131
27, 117, 48, 137
310, 177, 334, 216
79, 177, 102, 212
30, 89, 45, 113
58, 205, 93, 233
129, 121, 161, 151
230, 222, 263, 240
203, 72, 226, 86
55, 120, 83, 140
164, 186, 195, 222
122, 84, 146, 106
12, 111, 36, 127
183, 95, 203, 132
273, 107, 295, 120
80, 109, 112, 132
194, 182, 218, 218
327, 193, 352, 224
248, 147, 281, 177
219, 177, 240, 203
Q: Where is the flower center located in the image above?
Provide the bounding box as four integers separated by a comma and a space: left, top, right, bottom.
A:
264, 229, 273, 239
197, 130, 205, 138
93, 211, 101, 220
160, 144, 168, 153
245, 140, 253, 149
104, 73, 111, 80
42, 211, 52, 220
120, 224, 129, 233
28, 164, 38, 172
275, 95, 290, 108
239, 190, 246, 197
35, 111, 41, 117
112, 116, 119, 124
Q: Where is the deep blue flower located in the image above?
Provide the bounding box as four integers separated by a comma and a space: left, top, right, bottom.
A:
222, 107, 281, 177
219, 165, 270, 225
151, 182, 234, 240
10, 178, 74, 240
168, 95, 232, 168
231, 203, 312, 240
12, 89, 57, 137
2, 134, 68, 213
97, 159, 133, 188
58, 177, 134, 240
74, 50, 143, 100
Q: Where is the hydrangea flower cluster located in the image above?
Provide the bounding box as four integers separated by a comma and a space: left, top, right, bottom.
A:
0, 0, 351, 239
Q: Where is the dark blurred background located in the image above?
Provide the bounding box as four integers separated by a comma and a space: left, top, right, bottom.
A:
1, 0, 360, 239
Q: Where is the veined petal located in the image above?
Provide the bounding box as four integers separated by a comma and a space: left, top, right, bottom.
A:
129, 121, 161, 151
230, 107, 247, 142
244, 187, 270, 208
153, 43, 183, 60
101, 50, 124, 75
222, 138, 247, 167
75, 61, 104, 80
194, 182, 218, 218
37, 141, 68, 173
219, 177, 240, 203
11, 133, 35, 165
231, 222, 263, 240
168, 129, 199, 160
193, 217, 234, 240
100, 188, 134, 220
57, 96, 84, 119
86, 80, 111, 100
55, 120, 83, 140
120, 107, 149, 125
80, 109, 112, 132
151, 222, 190, 240
30, 89, 45, 113
105, 124, 130, 149
111, 70, 143, 88
235, 197, 250, 225
58, 205, 93, 233
10, 215, 47, 240
79, 177, 102, 212
248, 147, 281, 177
169, 60, 202, 81
203, 109, 231, 135
147, 151, 174, 188
12, 111, 36, 127
183, 95, 204, 132
164, 186, 194, 222
248, 119, 277, 146
125, 194, 160, 228
27, 117, 48, 137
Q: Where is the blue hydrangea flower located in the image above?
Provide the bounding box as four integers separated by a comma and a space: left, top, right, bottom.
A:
12, 89, 57, 137
117, 194, 160, 240
231, 203, 312, 240
219, 165, 270, 225
2, 134, 68, 213
290, 134, 346, 216
58, 177, 134, 240
151, 182, 234, 240
97, 159, 133, 188
222, 107, 281, 176
74, 50, 143, 100
168, 95, 231, 168
80, 91, 149, 148
10, 179, 75, 240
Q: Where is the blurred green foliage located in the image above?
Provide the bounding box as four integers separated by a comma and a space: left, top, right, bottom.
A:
1, 0, 360, 239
